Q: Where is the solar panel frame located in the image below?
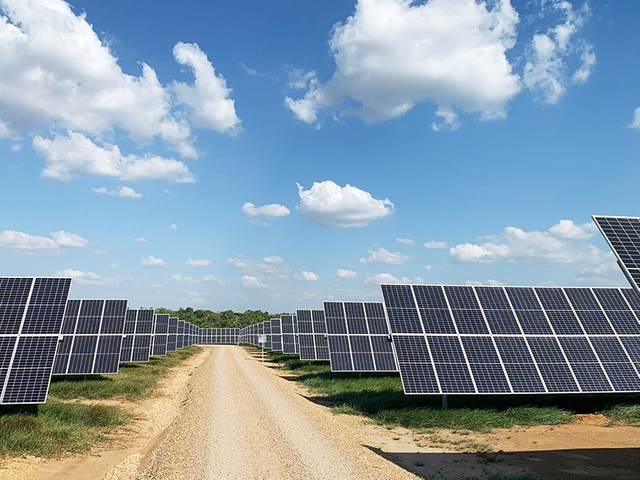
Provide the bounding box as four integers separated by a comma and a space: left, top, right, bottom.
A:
382, 284, 640, 395
593, 216, 640, 294
324, 301, 397, 372
1, 277, 72, 405
53, 299, 128, 375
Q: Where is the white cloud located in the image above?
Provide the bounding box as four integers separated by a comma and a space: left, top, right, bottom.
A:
336, 269, 358, 278
167, 224, 178, 231
183, 290, 207, 306
287, 67, 318, 90
172, 273, 200, 284
359, 247, 410, 265
53, 268, 114, 286
202, 275, 231, 285
0, 229, 88, 253
630, 107, 640, 130
285, 0, 520, 126
465, 279, 505, 286
92, 186, 142, 198
242, 202, 291, 223
134, 237, 147, 243
297, 292, 322, 301
241, 275, 269, 289
185, 258, 210, 267
0, 1, 241, 164
294, 270, 319, 282
424, 264, 432, 271
241, 61, 267, 78
449, 219, 614, 269
50, 231, 89, 248
523, 1, 594, 105
297, 181, 393, 228
263, 256, 284, 264
364, 272, 423, 285
227, 255, 289, 275
34, 132, 195, 183
141, 255, 167, 267
431, 105, 461, 132
424, 240, 448, 249
172, 42, 241, 134
396, 238, 414, 245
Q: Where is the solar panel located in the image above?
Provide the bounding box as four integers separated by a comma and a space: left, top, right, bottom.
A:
382, 284, 640, 395
1, 277, 72, 404
324, 302, 397, 372
118, 309, 154, 363
176, 320, 185, 349
53, 299, 128, 375
281, 315, 298, 354
296, 310, 329, 361
263, 321, 272, 349
152, 314, 169, 356
593, 216, 640, 293
166, 317, 178, 352
270, 318, 282, 351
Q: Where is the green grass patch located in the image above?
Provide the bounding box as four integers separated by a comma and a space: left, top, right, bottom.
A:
603, 404, 640, 425
0, 400, 130, 457
266, 350, 574, 432
49, 346, 201, 401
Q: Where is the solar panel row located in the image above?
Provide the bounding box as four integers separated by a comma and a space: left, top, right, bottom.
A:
198, 328, 239, 344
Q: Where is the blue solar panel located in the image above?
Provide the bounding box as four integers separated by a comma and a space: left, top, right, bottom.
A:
382, 284, 640, 395
152, 314, 169, 356
270, 318, 282, 351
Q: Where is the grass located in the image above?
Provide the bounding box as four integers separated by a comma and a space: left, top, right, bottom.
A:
602, 404, 640, 425
266, 351, 583, 433
0, 400, 130, 457
49, 346, 201, 401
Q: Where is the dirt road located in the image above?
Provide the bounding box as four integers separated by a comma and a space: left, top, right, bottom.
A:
140, 346, 418, 479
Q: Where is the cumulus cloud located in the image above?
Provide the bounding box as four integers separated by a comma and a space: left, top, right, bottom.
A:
359, 247, 410, 265
92, 186, 142, 198
630, 107, 640, 130
424, 264, 432, 271
134, 237, 147, 243
242, 202, 290, 224
297, 181, 393, 228
185, 258, 210, 267
141, 255, 167, 267
172, 273, 200, 284
294, 270, 319, 281
285, 0, 521, 126
523, 1, 595, 104
449, 219, 616, 282
0, 229, 88, 253
241, 275, 269, 289
35, 132, 195, 183
465, 279, 505, 286
202, 275, 231, 285
364, 273, 424, 285
336, 269, 358, 278
172, 42, 241, 134
167, 224, 178, 231
263, 256, 284, 264
396, 238, 414, 245
53, 268, 115, 286
0, 1, 240, 180
424, 240, 448, 249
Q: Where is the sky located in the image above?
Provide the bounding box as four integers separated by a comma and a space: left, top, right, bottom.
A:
1, 0, 639, 311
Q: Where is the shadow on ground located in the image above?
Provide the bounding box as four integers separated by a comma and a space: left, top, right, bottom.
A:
366, 445, 640, 480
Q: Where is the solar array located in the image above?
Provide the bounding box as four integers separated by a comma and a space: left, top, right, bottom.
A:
198, 328, 239, 344
120, 309, 154, 363
323, 302, 397, 372
53, 299, 128, 375
0, 277, 72, 404
296, 310, 329, 361
381, 284, 640, 395
152, 314, 170, 356
594, 216, 640, 294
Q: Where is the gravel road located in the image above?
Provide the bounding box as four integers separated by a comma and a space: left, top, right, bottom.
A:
140, 346, 418, 479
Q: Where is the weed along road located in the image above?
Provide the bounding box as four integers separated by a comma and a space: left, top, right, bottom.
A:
140, 345, 419, 479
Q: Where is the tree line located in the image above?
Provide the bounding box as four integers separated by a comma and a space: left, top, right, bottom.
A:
154, 307, 290, 329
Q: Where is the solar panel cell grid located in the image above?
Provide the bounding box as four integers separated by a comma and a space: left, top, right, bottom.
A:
382, 284, 640, 395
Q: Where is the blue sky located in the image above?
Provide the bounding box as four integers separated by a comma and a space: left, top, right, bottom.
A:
0, 0, 638, 311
